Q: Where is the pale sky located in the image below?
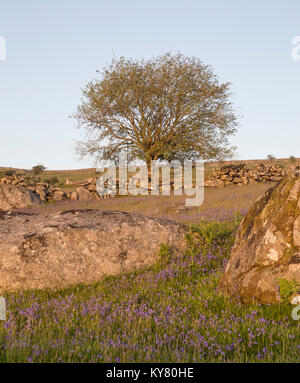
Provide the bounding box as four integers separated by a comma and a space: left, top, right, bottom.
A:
0, 0, 299, 169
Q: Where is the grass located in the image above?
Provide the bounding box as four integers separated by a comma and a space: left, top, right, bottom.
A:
18, 182, 273, 220
0, 201, 299, 362
1, 157, 298, 187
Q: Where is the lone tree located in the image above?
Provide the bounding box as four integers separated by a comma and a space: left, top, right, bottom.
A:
31, 164, 46, 176
73, 53, 238, 170
267, 154, 276, 163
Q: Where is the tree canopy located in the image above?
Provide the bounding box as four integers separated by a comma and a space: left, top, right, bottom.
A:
73, 53, 238, 165
31, 164, 46, 176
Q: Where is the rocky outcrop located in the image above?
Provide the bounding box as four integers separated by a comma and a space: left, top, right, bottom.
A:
205, 163, 286, 187
0, 209, 187, 291
219, 167, 300, 303
0, 185, 42, 210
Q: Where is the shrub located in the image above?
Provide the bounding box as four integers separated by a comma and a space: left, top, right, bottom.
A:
32, 164, 46, 176
45, 176, 59, 185
4, 169, 15, 177
267, 154, 276, 162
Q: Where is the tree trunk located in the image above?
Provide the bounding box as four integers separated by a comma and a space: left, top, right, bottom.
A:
147, 158, 152, 195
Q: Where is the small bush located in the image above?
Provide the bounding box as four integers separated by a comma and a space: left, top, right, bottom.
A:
4, 169, 15, 177
32, 164, 46, 176
267, 154, 276, 162
45, 176, 59, 185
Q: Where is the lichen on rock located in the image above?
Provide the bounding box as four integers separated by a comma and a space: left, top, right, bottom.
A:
0, 209, 187, 291
219, 167, 300, 304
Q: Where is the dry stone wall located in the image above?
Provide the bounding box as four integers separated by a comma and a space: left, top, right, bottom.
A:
0, 175, 114, 203
0, 162, 287, 206
205, 163, 286, 187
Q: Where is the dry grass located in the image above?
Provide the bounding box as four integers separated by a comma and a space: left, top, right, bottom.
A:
18, 182, 274, 224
